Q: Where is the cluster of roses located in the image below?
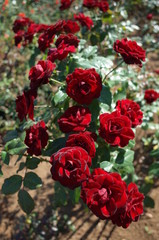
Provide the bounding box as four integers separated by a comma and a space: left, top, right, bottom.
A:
13, 14, 93, 50
49, 68, 144, 228
14, 6, 147, 227
60, 0, 109, 13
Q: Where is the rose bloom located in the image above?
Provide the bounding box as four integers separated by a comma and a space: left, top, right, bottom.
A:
13, 17, 32, 33
16, 89, 37, 122
29, 60, 56, 89
25, 120, 48, 156
154, 69, 159, 75
38, 32, 55, 52
111, 183, 144, 228
144, 89, 159, 104
81, 168, 127, 219
58, 106, 91, 133
115, 99, 143, 128
113, 38, 146, 67
63, 20, 80, 34
147, 13, 153, 20
47, 20, 65, 36
99, 111, 135, 147
47, 43, 76, 62
98, 0, 109, 12
83, 0, 98, 8
55, 34, 80, 49
60, 0, 75, 10
66, 131, 96, 158
74, 13, 93, 30
50, 147, 91, 189
66, 68, 102, 105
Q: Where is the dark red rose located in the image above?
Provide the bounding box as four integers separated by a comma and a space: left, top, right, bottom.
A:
111, 183, 144, 228
60, 0, 75, 10
48, 43, 76, 62
14, 31, 23, 46
47, 20, 65, 36
25, 120, 48, 156
154, 69, 159, 75
144, 89, 159, 104
58, 106, 91, 133
81, 168, 127, 219
38, 32, 55, 52
98, 0, 109, 12
74, 13, 94, 30
99, 111, 135, 147
50, 147, 91, 189
66, 68, 102, 105
55, 34, 80, 48
147, 14, 153, 20
29, 60, 56, 89
66, 131, 96, 158
115, 99, 143, 128
83, 0, 98, 8
113, 38, 146, 67
63, 20, 80, 34
13, 17, 32, 33
16, 89, 37, 122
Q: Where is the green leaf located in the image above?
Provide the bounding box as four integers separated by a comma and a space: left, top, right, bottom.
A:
26, 157, 40, 170
54, 89, 68, 106
99, 85, 112, 107
148, 162, 159, 177
43, 137, 67, 156
2, 175, 22, 195
100, 161, 114, 172
3, 130, 18, 143
18, 190, 35, 214
1, 151, 10, 165
24, 172, 42, 190
54, 182, 68, 207
144, 196, 155, 208
89, 99, 100, 122
68, 187, 81, 205
0, 165, 3, 177
115, 149, 134, 174
5, 138, 26, 155
17, 162, 25, 173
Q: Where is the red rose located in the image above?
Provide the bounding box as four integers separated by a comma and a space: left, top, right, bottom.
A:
99, 111, 135, 147
66, 131, 96, 158
154, 69, 159, 75
50, 147, 91, 189
47, 20, 65, 36
83, 0, 98, 8
29, 60, 56, 89
58, 106, 91, 133
25, 120, 48, 156
63, 20, 80, 34
144, 89, 159, 104
81, 168, 127, 219
59, 0, 75, 10
16, 89, 37, 122
66, 68, 102, 105
38, 32, 55, 52
13, 17, 32, 33
115, 99, 143, 128
113, 38, 146, 67
74, 13, 93, 30
111, 183, 144, 228
147, 13, 153, 20
98, 0, 109, 12
47, 43, 76, 62
55, 34, 80, 49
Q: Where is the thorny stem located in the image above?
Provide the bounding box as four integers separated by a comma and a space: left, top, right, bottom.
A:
50, 78, 65, 86
103, 60, 124, 83
23, 154, 50, 163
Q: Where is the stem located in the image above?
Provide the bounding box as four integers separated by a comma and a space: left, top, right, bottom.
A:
23, 154, 50, 163
103, 60, 124, 83
50, 78, 65, 86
